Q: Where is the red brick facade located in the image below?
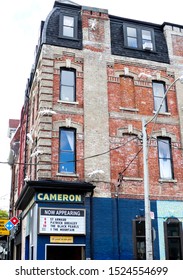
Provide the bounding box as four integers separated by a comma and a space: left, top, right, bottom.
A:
8, 3, 183, 212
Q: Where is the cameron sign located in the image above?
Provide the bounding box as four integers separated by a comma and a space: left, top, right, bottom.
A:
36, 193, 83, 203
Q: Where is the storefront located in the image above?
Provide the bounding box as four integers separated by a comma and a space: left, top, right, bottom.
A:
15, 180, 95, 260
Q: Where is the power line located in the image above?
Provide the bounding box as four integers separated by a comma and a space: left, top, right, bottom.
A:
0, 136, 139, 166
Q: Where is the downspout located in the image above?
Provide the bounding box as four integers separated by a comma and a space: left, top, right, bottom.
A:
90, 189, 94, 260
23, 86, 30, 184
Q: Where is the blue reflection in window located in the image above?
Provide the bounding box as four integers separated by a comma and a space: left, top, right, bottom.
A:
59, 129, 75, 173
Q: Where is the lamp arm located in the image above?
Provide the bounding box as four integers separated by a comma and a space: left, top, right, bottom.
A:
145, 77, 180, 127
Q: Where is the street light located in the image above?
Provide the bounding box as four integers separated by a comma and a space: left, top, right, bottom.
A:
142, 75, 183, 260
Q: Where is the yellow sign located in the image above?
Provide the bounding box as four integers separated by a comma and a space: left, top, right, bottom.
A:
50, 236, 74, 243
0, 219, 10, 236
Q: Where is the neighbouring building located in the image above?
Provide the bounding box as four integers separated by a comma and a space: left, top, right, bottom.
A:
8, 0, 183, 260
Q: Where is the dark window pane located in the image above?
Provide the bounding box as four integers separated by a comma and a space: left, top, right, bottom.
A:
167, 223, 180, 237
136, 221, 145, 236
168, 238, 182, 260
136, 238, 146, 260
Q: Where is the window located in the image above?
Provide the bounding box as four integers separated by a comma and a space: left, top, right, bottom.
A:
60, 69, 76, 102
133, 219, 146, 260
59, 128, 76, 173
63, 16, 74, 37
59, 14, 78, 39
142, 29, 153, 50
124, 24, 154, 51
153, 81, 167, 113
126, 27, 138, 48
164, 218, 183, 260
157, 137, 173, 179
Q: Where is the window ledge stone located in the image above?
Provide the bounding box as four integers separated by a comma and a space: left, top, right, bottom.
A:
123, 176, 143, 181
153, 110, 171, 116
56, 173, 79, 178
57, 100, 79, 105
159, 179, 177, 183
119, 107, 139, 112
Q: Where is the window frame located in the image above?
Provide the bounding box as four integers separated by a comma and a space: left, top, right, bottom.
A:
164, 218, 183, 260
152, 81, 168, 113
133, 218, 146, 260
59, 128, 76, 174
59, 13, 78, 40
123, 24, 155, 51
157, 137, 174, 180
60, 68, 76, 102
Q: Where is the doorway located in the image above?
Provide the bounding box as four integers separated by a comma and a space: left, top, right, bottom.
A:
46, 245, 85, 260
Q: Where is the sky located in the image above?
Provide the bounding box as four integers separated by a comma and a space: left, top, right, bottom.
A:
0, 0, 183, 211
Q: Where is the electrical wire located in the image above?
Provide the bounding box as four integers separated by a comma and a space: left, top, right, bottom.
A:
0, 136, 139, 166
120, 147, 143, 175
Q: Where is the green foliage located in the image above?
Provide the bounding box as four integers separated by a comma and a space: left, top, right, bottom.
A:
0, 209, 9, 218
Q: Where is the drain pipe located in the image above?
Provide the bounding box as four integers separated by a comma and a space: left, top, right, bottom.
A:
89, 189, 94, 260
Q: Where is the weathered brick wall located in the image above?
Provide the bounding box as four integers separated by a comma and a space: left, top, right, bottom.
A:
108, 60, 183, 200
25, 6, 183, 201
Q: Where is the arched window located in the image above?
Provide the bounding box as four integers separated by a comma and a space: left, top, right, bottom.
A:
164, 218, 183, 260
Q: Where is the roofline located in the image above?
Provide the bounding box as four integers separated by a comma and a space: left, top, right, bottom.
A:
162, 21, 183, 29
109, 14, 162, 28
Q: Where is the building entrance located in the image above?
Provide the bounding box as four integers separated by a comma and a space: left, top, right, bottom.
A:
46, 245, 85, 260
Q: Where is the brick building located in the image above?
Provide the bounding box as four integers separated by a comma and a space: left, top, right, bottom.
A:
9, 0, 183, 260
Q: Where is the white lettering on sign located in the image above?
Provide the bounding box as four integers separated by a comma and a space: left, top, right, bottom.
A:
37, 193, 82, 203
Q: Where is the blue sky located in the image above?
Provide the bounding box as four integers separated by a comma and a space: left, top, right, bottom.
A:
0, 0, 182, 210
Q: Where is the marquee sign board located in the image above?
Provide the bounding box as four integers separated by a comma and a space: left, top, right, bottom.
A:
0, 219, 9, 236
38, 207, 86, 235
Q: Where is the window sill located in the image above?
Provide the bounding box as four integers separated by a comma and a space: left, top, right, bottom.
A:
153, 110, 171, 116
58, 35, 80, 42
159, 179, 177, 183
57, 100, 79, 105
123, 176, 143, 181
124, 46, 156, 54
119, 107, 139, 112
56, 172, 79, 178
